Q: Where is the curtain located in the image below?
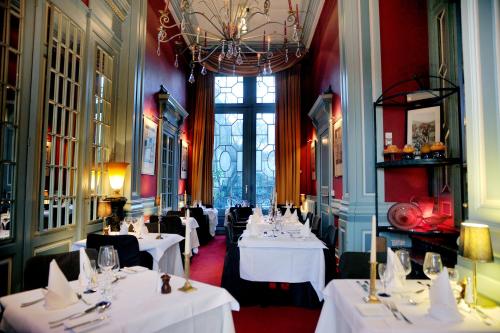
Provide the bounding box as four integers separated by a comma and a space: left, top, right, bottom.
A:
275, 65, 301, 205
191, 73, 215, 204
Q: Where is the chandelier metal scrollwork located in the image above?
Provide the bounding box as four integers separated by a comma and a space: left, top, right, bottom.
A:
157, 0, 304, 83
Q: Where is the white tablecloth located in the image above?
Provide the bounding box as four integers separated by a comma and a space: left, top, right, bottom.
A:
315, 280, 500, 333
203, 208, 219, 236
0, 270, 239, 333
238, 229, 326, 300
181, 217, 200, 250
72, 233, 184, 276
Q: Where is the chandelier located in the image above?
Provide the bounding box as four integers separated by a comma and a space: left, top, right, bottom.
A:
157, 0, 304, 83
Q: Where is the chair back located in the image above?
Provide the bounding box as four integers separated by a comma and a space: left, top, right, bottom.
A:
338, 251, 387, 279
86, 234, 142, 268
234, 207, 253, 222
161, 215, 185, 235
24, 249, 98, 291
166, 210, 181, 217
311, 215, 320, 234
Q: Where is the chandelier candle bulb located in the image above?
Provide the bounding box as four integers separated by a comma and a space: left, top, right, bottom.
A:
296, 4, 300, 25
196, 27, 200, 43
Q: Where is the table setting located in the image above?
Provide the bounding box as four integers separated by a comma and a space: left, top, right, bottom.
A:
72, 230, 184, 277
238, 209, 326, 300
315, 216, 500, 333
0, 246, 240, 333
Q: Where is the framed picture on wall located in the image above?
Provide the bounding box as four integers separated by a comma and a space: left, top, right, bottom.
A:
180, 140, 188, 179
311, 140, 316, 180
406, 105, 441, 152
141, 117, 157, 175
333, 118, 343, 177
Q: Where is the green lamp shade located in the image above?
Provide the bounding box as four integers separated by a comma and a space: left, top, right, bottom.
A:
459, 222, 494, 262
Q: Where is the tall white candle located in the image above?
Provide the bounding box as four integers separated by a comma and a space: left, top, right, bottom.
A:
184, 210, 191, 255
370, 215, 377, 263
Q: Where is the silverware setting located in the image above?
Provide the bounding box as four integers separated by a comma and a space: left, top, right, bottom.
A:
417, 281, 431, 288
49, 301, 111, 328
63, 315, 109, 331
385, 301, 413, 324
20, 287, 47, 308
356, 280, 368, 292
76, 293, 91, 306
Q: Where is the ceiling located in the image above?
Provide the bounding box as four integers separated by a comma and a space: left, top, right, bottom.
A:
167, 0, 325, 50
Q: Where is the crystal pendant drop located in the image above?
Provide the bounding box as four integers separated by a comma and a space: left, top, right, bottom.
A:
293, 25, 299, 42
236, 52, 243, 65
198, 50, 202, 62
268, 61, 273, 74
188, 68, 195, 84
201, 65, 207, 75
181, 16, 186, 32
285, 48, 289, 63
295, 46, 302, 58
174, 54, 179, 68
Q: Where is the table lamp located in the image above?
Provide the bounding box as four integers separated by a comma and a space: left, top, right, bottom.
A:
459, 222, 493, 306
98, 200, 112, 234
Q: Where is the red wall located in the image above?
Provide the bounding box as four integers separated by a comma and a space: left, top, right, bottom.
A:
300, 0, 341, 198
379, 0, 430, 202
141, 0, 188, 198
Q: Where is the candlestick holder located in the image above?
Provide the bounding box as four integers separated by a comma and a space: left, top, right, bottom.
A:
156, 220, 163, 239
365, 261, 381, 303
178, 252, 196, 293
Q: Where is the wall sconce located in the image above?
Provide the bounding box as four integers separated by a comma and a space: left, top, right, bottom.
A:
107, 162, 129, 196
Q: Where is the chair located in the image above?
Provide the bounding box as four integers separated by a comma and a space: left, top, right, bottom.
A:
166, 210, 181, 217
86, 234, 153, 269
188, 207, 212, 245
338, 251, 387, 279
234, 207, 253, 222
311, 215, 320, 236
23, 249, 98, 291
204, 204, 213, 209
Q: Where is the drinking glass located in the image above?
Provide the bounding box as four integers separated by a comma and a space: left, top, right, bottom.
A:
395, 249, 412, 278
98, 245, 115, 272
112, 250, 120, 274
423, 252, 443, 280
377, 263, 390, 297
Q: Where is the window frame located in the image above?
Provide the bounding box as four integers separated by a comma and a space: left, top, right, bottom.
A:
213, 76, 275, 209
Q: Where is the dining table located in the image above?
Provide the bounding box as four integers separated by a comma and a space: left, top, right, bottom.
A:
181, 216, 200, 252
73, 232, 184, 276
315, 279, 500, 333
238, 220, 326, 300
203, 208, 219, 237
0, 270, 239, 333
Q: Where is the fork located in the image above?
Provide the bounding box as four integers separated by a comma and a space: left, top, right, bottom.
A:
388, 301, 412, 324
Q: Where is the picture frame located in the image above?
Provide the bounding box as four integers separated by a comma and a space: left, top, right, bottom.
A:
141, 117, 157, 175
333, 118, 343, 177
180, 140, 188, 179
406, 105, 441, 152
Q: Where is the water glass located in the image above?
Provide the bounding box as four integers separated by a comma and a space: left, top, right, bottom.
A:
423, 252, 443, 280
377, 263, 390, 297
395, 249, 412, 278
112, 250, 120, 274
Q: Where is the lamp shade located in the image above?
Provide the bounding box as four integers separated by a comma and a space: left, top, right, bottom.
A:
459, 222, 493, 262
107, 162, 129, 194
97, 200, 112, 218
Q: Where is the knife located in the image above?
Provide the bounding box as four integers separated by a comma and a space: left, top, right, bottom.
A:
64, 316, 108, 331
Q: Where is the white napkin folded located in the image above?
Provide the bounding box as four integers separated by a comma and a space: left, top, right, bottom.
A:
385, 248, 406, 293
247, 222, 259, 237
284, 208, 291, 217
304, 218, 311, 230
428, 267, 462, 323
119, 221, 129, 235
252, 207, 263, 217
78, 249, 92, 288
45, 260, 78, 310
300, 223, 311, 237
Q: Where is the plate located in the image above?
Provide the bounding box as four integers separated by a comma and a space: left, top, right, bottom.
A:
387, 203, 422, 230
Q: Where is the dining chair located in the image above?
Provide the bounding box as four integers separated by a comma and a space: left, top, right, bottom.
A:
23, 249, 98, 291
86, 234, 153, 269
338, 251, 387, 279
188, 207, 212, 245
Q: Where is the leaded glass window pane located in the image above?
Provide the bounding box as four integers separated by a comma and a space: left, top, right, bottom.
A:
213, 114, 243, 208
215, 76, 243, 104
255, 113, 275, 208
256, 76, 276, 104
0, 0, 22, 240
40, 4, 84, 231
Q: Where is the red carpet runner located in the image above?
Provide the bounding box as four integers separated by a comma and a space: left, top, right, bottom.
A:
190, 235, 321, 333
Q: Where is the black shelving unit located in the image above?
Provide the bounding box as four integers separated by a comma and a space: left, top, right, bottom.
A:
373, 75, 465, 235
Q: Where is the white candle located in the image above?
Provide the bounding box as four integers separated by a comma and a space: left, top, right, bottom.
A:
370, 215, 377, 263
184, 210, 191, 255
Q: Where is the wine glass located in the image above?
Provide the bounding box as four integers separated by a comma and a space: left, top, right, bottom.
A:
377, 263, 390, 297
98, 246, 115, 272
112, 250, 120, 274
423, 252, 443, 280
395, 249, 412, 279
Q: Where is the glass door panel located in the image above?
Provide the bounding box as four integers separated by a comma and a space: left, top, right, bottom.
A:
255, 113, 275, 209
213, 113, 243, 210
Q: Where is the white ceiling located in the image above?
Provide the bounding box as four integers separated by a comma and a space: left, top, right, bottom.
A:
167, 0, 325, 49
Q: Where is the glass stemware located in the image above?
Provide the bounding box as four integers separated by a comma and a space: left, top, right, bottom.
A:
423, 252, 443, 280
112, 250, 120, 274
395, 249, 412, 279
98, 245, 116, 300
377, 263, 390, 297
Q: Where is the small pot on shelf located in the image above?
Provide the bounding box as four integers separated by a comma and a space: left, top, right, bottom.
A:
430, 141, 446, 159
402, 144, 415, 160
